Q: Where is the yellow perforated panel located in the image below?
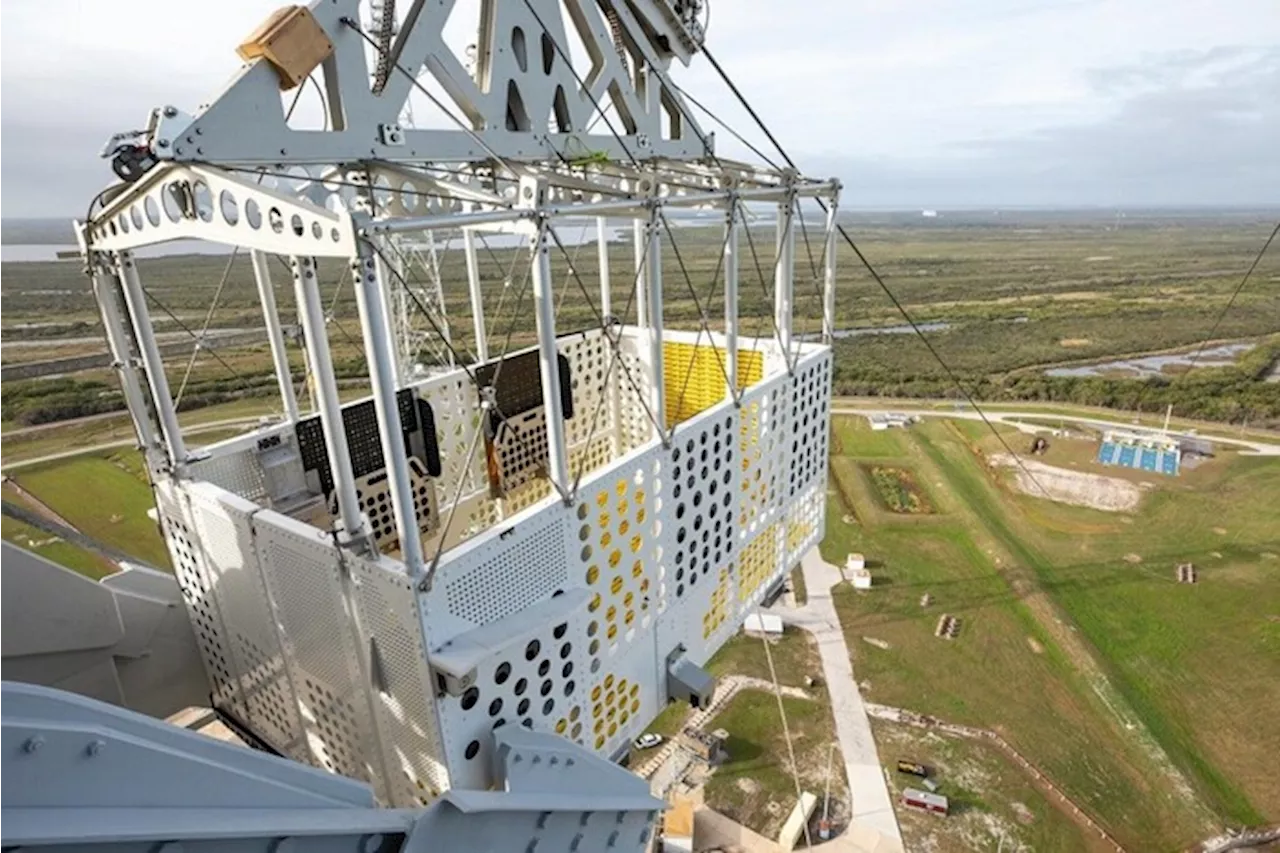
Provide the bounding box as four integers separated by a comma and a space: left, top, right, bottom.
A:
579, 478, 650, 657
787, 519, 814, 553
590, 672, 641, 750
663, 343, 764, 428
702, 565, 732, 640
738, 522, 779, 603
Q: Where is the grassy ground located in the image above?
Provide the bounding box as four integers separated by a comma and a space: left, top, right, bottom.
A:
702, 687, 844, 842
1, 483, 117, 579
5, 450, 169, 568
950, 422, 1280, 827
822, 416, 1236, 849
706, 626, 822, 690
873, 719, 1109, 853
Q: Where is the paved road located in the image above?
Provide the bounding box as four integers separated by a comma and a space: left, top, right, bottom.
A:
832, 405, 1280, 457
779, 549, 903, 852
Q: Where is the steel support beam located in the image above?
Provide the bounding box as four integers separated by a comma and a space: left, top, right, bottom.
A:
724, 203, 740, 394
91, 263, 159, 455
530, 221, 571, 498
251, 250, 300, 422
291, 255, 366, 542
774, 194, 796, 358
353, 240, 425, 575
597, 217, 612, 318
645, 209, 666, 433
115, 251, 187, 468
821, 197, 839, 345
633, 218, 648, 327
463, 229, 489, 362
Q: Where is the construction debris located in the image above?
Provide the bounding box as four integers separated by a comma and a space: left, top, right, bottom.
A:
862, 636, 891, 650
920, 592, 932, 608
1176, 563, 1198, 584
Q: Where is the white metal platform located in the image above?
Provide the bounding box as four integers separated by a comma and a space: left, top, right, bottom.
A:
79, 0, 838, 807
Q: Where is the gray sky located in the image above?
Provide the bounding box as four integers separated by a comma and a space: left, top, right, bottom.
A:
2, 0, 1278, 216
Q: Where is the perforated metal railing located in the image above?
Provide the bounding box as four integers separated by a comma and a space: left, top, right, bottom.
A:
159, 330, 830, 805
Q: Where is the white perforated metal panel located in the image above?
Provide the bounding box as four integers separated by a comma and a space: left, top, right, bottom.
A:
433, 605, 594, 789
354, 558, 450, 805
155, 481, 238, 711
165, 330, 830, 798
187, 445, 268, 503
252, 510, 385, 798
433, 511, 569, 635
186, 483, 304, 755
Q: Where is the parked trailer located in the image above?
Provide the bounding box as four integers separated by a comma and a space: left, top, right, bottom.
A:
902, 788, 949, 816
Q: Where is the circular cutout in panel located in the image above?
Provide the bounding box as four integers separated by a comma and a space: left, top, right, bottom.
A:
245, 198, 262, 229
129, 205, 144, 231
144, 195, 161, 226
524, 639, 540, 661
494, 661, 511, 684
464, 740, 480, 760
461, 686, 480, 711
192, 181, 213, 222
162, 184, 185, 222
218, 190, 239, 226
268, 207, 285, 234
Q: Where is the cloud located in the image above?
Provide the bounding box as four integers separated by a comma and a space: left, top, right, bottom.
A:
1, 1, 1278, 215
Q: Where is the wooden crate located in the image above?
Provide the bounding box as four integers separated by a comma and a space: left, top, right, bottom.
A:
237, 5, 333, 90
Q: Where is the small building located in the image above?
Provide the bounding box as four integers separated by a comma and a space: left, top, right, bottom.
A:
743, 613, 783, 638
1097, 427, 1182, 476
850, 568, 872, 590
867, 412, 914, 431
902, 787, 948, 816
846, 553, 866, 571
678, 726, 726, 763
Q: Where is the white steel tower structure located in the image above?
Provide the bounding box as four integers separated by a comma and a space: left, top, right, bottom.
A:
79, 0, 838, 806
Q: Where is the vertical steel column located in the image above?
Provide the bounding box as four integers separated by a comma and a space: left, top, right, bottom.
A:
373, 240, 404, 381
531, 220, 571, 497
353, 240, 425, 575
821, 196, 840, 345
251, 250, 300, 422
292, 255, 366, 542
645, 207, 667, 433
463, 229, 489, 362
633, 217, 648, 326
724, 201, 740, 394
91, 263, 157, 452
774, 194, 796, 357
598, 216, 622, 454
597, 217, 612, 318
115, 251, 187, 467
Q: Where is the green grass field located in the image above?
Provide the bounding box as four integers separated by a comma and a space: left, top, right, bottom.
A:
1, 483, 117, 579
822, 414, 1280, 849
702, 688, 843, 841
954, 424, 1280, 826
872, 719, 1106, 853
7, 451, 170, 568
